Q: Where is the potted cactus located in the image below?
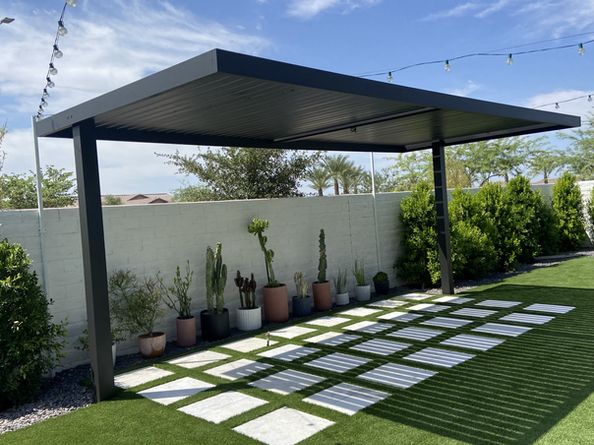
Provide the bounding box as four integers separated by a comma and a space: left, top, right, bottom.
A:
292, 272, 312, 317
235, 271, 261, 331
158, 261, 196, 347
373, 271, 390, 296
353, 259, 370, 301
334, 268, 350, 306
312, 229, 332, 311
248, 218, 288, 323
201, 243, 230, 341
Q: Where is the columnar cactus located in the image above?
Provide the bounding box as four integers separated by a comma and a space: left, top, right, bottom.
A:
248, 218, 278, 286
317, 229, 327, 282
206, 242, 227, 313
235, 271, 257, 309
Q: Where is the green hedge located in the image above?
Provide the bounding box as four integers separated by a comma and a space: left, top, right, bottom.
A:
0, 240, 65, 408
396, 175, 585, 287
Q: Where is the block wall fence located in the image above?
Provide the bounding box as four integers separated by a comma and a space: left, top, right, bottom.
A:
1, 182, 592, 369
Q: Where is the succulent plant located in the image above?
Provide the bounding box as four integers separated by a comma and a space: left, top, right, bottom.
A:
206, 243, 227, 313
353, 259, 367, 286
248, 217, 279, 287
334, 268, 348, 294
293, 272, 309, 299
317, 229, 327, 282
235, 270, 257, 309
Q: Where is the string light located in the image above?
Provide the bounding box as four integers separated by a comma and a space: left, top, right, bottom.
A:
555, 102, 560, 109
589, 95, 593, 102
506, 53, 513, 65
444, 60, 451, 72
578, 43, 586, 55
35, 2, 74, 120
387, 71, 393, 83
535, 93, 594, 109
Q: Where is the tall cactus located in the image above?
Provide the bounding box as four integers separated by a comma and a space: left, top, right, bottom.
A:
206, 242, 227, 313
317, 229, 327, 282
248, 218, 278, 286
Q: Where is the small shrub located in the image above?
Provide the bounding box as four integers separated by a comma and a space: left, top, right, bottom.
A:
0, 239, 66, 408
536, 198, 560, 255
553, 173, 587, 251
589, 188, 594, 240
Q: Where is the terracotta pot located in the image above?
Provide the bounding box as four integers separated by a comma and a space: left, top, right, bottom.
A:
312, 281, 332, 311
336, 292, 350, 306
237, 307, 262, 331
262, 284, 289, 323
292, 296, 312, 317
176, 316, 196, 347
200, 309, 230, 341
355, 285, 371, 301
138, 332, 166, 358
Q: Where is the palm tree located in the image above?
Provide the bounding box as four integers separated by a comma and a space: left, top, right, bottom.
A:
341, 165, 366, 194
306, 167, 331, 196
324, 155, 352, 195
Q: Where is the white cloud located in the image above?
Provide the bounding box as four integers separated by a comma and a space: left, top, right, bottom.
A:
422, 2, 480, 21
446, 80, 482, 97
287, 0, 380, 19
474, 0, 514, 18
0, 0, 270, 193
524, 90, 594, 123
514, 0, 594, 37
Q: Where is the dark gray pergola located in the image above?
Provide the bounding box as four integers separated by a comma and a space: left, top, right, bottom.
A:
35, 49, 579, 402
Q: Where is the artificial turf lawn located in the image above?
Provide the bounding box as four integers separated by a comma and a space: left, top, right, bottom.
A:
3, 256, 594, 445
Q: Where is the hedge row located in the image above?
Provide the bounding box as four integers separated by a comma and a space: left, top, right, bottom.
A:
396, 173, 588, 287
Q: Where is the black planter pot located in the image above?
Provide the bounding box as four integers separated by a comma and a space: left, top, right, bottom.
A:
200, 308, 230, 341
292, 296, 312, 317
373, 279, 390, 295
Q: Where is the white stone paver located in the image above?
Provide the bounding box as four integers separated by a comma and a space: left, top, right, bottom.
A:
221, 337, 277, 353
440, 334, 505, 351
303, 383, 389, 416
378, 311, 423, 323
421, 317, 473, 329
270, 326, 317, 339
305, 352, 370, 374
114, 366, 174, 389
339, 307, 382, 317
358, 363, 437, 389
499, 313, 554, 325
304, 316, 351, 327
450, 308, 497, 318
204, 359, 273, 381
250, 369, 325, 395
138, 377, 214, 405
475, 299, 521, 308
404, 347, 475, 368
178, 391, 267, 424
472, 323, 532, 337
350, 339, 411, 356
387, 326, 445, 341
367, 300, 408, 309
408, 303, 450, 313
167, 351, 230, 369
392, 292, 432, 301
432, 296, 474, 304
257, 344, 319, 362
344, 320, 392, 334
305, 331, 361, 346
524, 303, 575, 314
233, 407, 334, 445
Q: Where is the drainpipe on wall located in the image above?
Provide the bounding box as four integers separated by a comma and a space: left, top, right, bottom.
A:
31, 116, 48, 295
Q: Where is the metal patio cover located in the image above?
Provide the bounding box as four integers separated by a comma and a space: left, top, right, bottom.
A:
36, 48, 579, 149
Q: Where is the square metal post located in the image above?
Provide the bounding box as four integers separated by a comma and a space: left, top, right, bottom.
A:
73, 119, 114, 401
431, 141, 455, 295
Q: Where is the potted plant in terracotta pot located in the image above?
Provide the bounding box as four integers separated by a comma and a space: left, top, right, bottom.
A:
248, 218, 289, 323
292, 272, 312, 317
201, 243, 230, 341
235, 271, 261, 331
109, 270, 166, 358
353, 260, 371, 301
158, 261, 195, 347
312, 229, 332, 311
373, 271, 390, 296
334, 268, 350, 306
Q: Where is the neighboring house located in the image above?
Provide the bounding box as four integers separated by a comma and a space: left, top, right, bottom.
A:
101, 193, 173, 205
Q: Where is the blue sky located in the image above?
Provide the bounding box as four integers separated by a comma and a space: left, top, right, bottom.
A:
0, 0, 593, 194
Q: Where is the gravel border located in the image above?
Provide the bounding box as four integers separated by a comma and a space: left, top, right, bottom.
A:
2, 249, 592, 435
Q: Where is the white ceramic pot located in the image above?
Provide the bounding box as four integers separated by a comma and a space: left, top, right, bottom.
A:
112, 342, 117, 368
355, 285, 371, 301
236, 307, 262, 331
335, 292, 350, 306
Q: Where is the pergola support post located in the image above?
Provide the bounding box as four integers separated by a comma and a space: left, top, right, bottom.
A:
431, 141, 455, 295
73, 119, 114, 401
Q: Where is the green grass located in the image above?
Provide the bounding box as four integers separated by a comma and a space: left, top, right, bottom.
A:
4, 256, 594, 445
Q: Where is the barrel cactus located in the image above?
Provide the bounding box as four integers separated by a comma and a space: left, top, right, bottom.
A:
206, 243, 227, 313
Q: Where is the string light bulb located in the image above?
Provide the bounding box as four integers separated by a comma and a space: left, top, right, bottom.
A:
53, 44, 63, 58
506, 53, 513, 65
49, 63, 58, 75
444, 60, 451, 72
42, 88, 49, 99
555, 102, 560, 109
41, 98, 48, 107
46, 77, 55, 88
387, 71, 393, 83
58, 20, 68, 36
589, 95, 593, 102
578, 43, 585, 56
66, 0, 77, 7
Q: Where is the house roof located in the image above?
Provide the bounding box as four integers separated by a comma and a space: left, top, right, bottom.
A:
35, 49, 579, 153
